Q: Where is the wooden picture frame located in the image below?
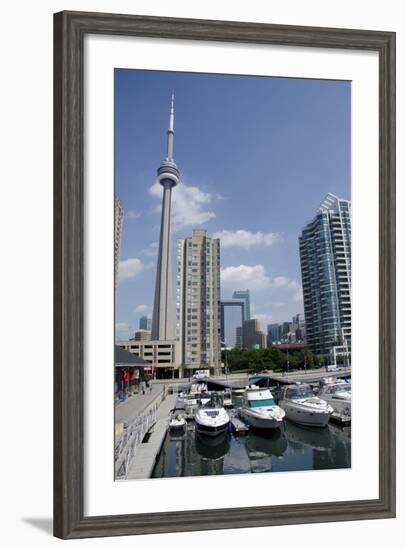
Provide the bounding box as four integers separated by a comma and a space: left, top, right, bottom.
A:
54, 10, 396, 539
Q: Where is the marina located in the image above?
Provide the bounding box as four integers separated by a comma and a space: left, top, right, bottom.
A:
115, 371, 351, 480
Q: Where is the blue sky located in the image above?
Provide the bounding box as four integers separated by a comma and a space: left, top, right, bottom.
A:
115, 69, 350, 340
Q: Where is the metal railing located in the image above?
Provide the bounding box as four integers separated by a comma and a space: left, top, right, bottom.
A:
115, 389, 166, 479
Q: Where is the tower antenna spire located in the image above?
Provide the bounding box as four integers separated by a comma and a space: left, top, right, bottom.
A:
166, 92, 175, 161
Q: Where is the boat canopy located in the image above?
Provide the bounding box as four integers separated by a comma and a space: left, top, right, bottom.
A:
284, 385, 314, 399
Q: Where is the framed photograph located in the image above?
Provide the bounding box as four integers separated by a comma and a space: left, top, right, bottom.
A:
54, 10, 396, 539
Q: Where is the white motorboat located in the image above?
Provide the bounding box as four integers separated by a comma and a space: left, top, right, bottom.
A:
183, 390, 212, 418
240, 385, 285, 430
279, 384, 333, 427
168, 408, 186, 431
317, 378, 352, 415
194, 393, 230, 437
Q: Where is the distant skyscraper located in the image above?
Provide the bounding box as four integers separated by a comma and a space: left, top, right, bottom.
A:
232, 289, 251, 321
242, 319, 267, 349
177, 230, 221, 373
151, 94, 179, 341
267, 323, 280, 345
299, 192, 351, 357
139, 315, 152, 331
134, 329, 152, 341
291, 313, 306, 343
221, 301, 245, 348
114, 195, 124, 294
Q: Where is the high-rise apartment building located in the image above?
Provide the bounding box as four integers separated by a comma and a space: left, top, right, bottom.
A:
299, 192, 351, 359
177, 229, 221, 374
232, 289, 251, 321
114, 195, 124, 294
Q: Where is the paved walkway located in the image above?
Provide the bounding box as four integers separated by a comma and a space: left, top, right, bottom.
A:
126, 393, 177, 480
115, 384, 164, 425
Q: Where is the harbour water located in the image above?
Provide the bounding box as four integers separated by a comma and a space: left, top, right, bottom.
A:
152, 420, 351, 478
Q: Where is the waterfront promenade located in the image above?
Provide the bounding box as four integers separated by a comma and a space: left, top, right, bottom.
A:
115, 383, 164, 425
126, 393, 176, 479
115, 383, 177, 479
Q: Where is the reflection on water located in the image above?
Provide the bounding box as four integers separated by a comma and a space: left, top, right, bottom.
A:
152, 420, 351, 478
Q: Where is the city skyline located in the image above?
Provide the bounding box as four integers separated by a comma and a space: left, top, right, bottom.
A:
115, 69, 351, 340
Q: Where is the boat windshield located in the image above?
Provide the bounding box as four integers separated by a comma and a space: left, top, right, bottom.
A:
285, 386, 313, 399
249, 398, 276, 408
324, 383, 351, 394
203, 393, 223, 408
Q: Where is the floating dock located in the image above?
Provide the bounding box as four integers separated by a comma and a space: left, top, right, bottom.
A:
330, 411, 351, 425
229, 412, 249, 435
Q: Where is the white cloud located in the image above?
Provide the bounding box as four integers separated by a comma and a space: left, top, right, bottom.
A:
273, 276, 289, 288
134, 304, 152, 314
213, 229, 279, 248
221, 264, 272, 290
127, 210, 142, 220
118, 258, 147, 281
293, 289, 304, 303
221, 264, 300, 293
149, 181, 216, 230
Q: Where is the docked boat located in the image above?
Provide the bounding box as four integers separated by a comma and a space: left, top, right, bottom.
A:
183, 389, 212, 418
222, 389, 233, 408
168, 408, 187, 431
194, 392, 230, 437
240, 385, 285, 430
317, 378, 352, 415
279, 384, 333, 427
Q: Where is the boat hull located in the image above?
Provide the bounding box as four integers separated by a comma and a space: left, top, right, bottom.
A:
169, 421, 186, 431
195, 420, 229, 437
280, 401, 332, 427
241, 409, 283, 430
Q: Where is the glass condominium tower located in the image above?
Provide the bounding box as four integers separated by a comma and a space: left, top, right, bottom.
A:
232, 289, 251, 321
299, 193, 351, 358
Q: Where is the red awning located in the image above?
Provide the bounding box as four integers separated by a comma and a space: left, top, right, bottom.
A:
143, 365, 157, 372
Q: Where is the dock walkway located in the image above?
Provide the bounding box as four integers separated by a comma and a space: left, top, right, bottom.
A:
126, 394, 177, 479
229, 413, 249, 435
115, 383, 164, 425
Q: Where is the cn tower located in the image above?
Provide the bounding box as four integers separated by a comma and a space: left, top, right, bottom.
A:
151, 94, 180, 341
